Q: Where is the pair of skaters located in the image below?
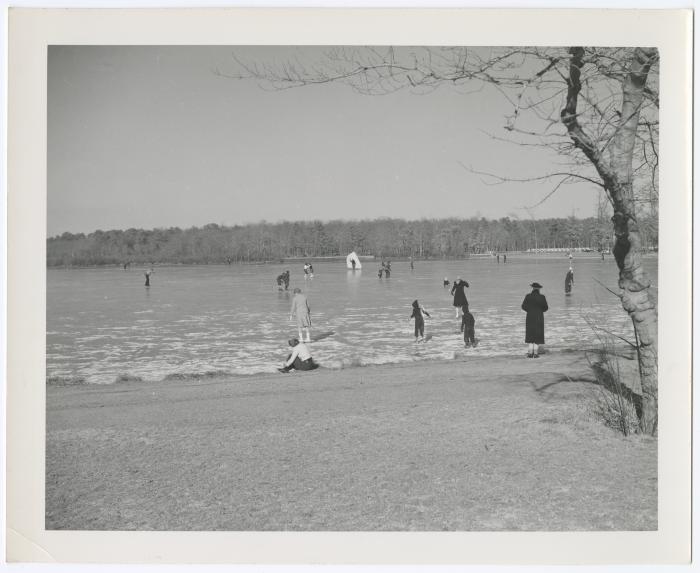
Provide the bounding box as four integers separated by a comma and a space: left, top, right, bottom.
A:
276, 270, 291, 290
409, 300, 476, 347
378, 260, 392, 278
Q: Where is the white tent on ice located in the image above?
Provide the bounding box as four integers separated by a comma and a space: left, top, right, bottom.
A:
346, 252, 362, 269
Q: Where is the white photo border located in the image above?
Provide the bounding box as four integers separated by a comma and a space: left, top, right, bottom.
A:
6, 7, 692, 565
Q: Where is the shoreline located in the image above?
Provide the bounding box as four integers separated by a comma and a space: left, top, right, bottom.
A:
46, 351, 655, 531
46, 346, 607, 387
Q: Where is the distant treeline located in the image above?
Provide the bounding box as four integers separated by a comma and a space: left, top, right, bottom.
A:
47, 216, 659, 267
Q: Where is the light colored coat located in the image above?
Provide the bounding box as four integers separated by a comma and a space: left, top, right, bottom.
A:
290, 293, 311, 328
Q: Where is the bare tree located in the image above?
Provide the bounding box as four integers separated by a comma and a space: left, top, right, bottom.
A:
222, 46, 659, 433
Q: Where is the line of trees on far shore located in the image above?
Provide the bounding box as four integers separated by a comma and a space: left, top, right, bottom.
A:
47, 215, 658, 267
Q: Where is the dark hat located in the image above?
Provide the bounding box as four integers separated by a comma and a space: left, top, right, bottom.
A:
530, 282, 543, 289
288, 338, 299, 347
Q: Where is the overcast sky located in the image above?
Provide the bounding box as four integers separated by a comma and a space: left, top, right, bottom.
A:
47, 46, 601, 236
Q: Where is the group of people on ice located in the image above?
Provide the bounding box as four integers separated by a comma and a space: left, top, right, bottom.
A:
276, 254, 575, 371
412, 275, 548, 356
411, 276, 475, 346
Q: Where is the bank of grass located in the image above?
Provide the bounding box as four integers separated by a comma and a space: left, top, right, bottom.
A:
46, 352, 656, 531
581, 315, 646, 436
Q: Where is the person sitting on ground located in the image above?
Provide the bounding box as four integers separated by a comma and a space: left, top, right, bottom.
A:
278, 338, 319, 372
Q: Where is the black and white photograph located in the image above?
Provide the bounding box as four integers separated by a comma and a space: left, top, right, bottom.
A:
5, 6, 692, 566
45, 42, 662, 532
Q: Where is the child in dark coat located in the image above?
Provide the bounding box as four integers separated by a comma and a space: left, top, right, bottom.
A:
461, 304, 476, 347
409, 299, 431, 342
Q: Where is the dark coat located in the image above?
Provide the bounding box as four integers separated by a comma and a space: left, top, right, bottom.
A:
451, 280, 469, 307
565, 270, 574, 293
521, 290, 548, 344
461, 311, 475, 334
410, 301, 430, 326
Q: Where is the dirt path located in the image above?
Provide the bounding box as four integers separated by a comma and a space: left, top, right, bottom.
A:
46, 352, 656, 530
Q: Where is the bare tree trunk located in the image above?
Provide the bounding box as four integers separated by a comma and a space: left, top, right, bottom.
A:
562, 47, 659, 434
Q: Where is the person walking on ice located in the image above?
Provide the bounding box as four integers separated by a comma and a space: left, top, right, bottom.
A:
290, 287, 312, 343
409, 299, 431, 343
565, 266, 574, 294
521, 282, 548, 358
461, 304, 476, 347
451, 277, 469, 319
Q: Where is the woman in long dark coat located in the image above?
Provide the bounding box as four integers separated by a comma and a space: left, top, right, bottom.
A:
521, 282, 548, 358
450, 277, 469, 318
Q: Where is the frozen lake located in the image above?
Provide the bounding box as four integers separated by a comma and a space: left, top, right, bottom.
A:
47, 255, 657, 384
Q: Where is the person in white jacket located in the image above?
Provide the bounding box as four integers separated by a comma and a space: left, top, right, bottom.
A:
289, 288, 312, 343
278, 338, 319, 373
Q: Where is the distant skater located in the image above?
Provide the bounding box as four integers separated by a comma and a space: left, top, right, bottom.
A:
276, 270, 290, 291
522, 282, 548, 358
565, 266, 574, 294
601, 251, 605, 261
443, 277, 450, 288
144, 269, 153, 287
503, 254, 507, 263
409, 299, 431, 343
385, 260, 392, 278
461, 304, 476, 347
303, 262, 314, 278
227, 257, 232, 265
290, 287, 312, 343
278, 338, 319, 373
451, 277, 469, 319
410, 256, 414, 270
351, 258, 356, 270
496, 254, 500, 264
378, 264, 383, 278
